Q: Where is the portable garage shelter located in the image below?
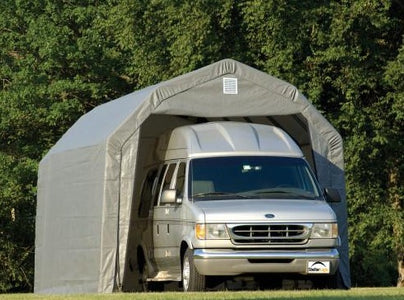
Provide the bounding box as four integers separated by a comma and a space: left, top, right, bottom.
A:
35, 59, 350, 293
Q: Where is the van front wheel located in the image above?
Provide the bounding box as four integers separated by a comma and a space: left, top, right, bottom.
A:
182, 249, 205, 291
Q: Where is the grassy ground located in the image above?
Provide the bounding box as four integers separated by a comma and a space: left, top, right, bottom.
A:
2, 288, 404, 300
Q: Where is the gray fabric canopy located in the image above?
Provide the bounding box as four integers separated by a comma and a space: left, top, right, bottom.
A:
35, 59, 350, 293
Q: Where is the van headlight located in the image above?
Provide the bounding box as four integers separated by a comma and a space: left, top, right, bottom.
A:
311, 223, 338, 239
196, 223, 230, 240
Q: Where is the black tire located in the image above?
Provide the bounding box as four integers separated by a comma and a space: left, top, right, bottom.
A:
182, 248, 206, 291
312, 269, 340, 289
139, 258, 149, 292
326, 268, 341, 289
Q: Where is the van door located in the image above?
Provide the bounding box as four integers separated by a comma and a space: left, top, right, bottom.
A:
153, 162, 186, 280
137, 166, 160, 270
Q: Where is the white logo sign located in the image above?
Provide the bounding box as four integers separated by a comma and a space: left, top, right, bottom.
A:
307, 261, 330, 274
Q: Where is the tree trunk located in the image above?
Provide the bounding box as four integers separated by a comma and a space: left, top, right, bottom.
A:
389, 167, 403, 287
398, 256, 404, 287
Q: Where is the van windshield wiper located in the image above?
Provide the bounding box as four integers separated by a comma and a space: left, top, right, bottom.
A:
192, 192, 250, 199
250, 190, 316, 200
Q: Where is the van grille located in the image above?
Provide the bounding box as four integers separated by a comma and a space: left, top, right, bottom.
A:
229, 224, 309, 245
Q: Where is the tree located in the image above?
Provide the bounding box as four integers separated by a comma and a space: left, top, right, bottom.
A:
0, 0, 130, 291
383, 41, 404, 287
101, 0, 245, 87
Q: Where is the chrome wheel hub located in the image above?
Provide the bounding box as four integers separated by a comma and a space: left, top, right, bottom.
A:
183, 257, 190, 291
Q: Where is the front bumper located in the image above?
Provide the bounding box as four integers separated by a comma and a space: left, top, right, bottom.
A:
193, 248, 339, 276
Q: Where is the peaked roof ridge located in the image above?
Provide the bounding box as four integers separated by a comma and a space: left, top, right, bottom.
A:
45, 59, 302, 159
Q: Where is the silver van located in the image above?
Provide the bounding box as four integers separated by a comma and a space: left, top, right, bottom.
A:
136, 121, 340, 291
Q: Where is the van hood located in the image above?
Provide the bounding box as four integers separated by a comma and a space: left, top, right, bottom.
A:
194, 199, 336, 223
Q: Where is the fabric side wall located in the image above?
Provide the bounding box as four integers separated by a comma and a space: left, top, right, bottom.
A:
98, 142, 121, 292
117, 130, 140, 289
35, 145, 106, 293
301, 96, 351, 289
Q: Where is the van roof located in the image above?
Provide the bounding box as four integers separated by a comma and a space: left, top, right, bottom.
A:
157, 122, 303, 160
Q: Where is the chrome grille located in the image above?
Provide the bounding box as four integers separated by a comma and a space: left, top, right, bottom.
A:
229, 224, 309, 245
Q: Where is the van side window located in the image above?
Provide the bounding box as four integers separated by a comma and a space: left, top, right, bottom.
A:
162, 164, 176, 191
138, 168, 158, 218
154, 164, 167, 206
176, 162, 186, 197
156, 163, 176, 206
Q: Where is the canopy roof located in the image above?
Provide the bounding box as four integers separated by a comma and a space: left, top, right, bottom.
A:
35, 59, 350, 293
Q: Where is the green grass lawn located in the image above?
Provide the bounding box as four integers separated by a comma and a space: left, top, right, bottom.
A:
2, 288, 404, 300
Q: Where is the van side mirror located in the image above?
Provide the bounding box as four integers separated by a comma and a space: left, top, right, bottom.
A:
324, 188, 341, 203
160, 189, 180, 205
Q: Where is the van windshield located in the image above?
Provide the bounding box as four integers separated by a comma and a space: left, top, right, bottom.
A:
189, 156, 322, 201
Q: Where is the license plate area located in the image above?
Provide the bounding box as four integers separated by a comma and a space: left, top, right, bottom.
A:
307, 261, 330, 274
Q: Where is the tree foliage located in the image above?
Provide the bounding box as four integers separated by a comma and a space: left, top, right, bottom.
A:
0, 0, 402, 291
